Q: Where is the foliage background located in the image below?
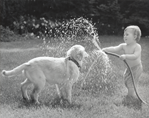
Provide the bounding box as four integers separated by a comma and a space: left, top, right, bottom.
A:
0, 0, 149, 36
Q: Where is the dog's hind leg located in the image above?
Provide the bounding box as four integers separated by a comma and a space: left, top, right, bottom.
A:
21, 78, 32, 101
30, 76, 46, 104
30, 85, 40, 104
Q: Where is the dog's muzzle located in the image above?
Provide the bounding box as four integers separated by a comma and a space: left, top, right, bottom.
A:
84, 51, 89, 58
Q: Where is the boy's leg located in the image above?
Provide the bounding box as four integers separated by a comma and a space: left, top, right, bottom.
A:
123, 64, 143, 107
125, 76, 138, 98
124, 69, 132, 97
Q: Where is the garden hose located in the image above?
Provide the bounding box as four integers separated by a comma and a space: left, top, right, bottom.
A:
105, 51, 147, 104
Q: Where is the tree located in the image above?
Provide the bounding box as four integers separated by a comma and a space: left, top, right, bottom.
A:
0, 0, 149, 35
119, 0, 149, 36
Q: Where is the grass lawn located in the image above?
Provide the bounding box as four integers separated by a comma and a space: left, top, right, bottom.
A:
0, 36, 149, 118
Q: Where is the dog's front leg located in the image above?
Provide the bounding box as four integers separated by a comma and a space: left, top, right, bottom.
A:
66, 82, 73, 104
55, 84, 61, 98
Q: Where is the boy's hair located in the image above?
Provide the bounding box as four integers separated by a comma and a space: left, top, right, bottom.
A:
124, 25, 141, 42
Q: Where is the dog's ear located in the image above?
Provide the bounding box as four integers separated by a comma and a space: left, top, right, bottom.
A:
76, 51, 83, 61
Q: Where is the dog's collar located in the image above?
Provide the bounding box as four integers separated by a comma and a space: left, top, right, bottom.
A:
68, 57, 81, 69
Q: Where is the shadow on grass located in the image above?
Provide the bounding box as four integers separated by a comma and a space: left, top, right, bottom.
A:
114, 95, 143, 110
122, 95, 143, 110
17, 96, 82, 110
48, 96, 82, 109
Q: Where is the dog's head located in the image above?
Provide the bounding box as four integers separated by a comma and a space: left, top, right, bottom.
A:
66, 45, 88, 63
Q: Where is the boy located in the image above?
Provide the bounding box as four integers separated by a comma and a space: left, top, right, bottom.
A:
102, 25, 143, 106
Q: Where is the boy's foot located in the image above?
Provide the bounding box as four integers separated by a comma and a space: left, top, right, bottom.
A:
122, 95, 142, 109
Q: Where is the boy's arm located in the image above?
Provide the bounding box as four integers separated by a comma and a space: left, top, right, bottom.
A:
102, 43, 124, 53
92, 37, 100, 50
121, 44, 141, 60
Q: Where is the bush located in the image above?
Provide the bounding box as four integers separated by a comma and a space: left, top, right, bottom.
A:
10, 17, 98, 41
0, 25, 18, 42
0, 25, 38, 42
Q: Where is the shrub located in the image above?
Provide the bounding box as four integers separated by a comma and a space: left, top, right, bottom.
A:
10, 17, 97, 41
0, 25, 38, 42
0, 25, 18, 42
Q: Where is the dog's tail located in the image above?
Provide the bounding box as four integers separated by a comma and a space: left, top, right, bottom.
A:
1, 63, 30, 77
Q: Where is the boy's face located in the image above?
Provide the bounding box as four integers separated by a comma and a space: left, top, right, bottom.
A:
124, 28, 136, 44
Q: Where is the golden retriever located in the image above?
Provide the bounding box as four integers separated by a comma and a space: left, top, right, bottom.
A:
1, 45, 88, 104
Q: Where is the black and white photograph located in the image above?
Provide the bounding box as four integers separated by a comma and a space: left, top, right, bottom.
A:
0, 0, 149, 118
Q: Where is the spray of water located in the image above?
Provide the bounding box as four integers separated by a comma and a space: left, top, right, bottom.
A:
80, 49, 114, 94
39, 17, 100, 54
39, 17, 114, 94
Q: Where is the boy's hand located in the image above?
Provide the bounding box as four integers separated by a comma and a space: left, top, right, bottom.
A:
102, 48, 107, 52
92, 38, 100, 50
120, 54, 126, 60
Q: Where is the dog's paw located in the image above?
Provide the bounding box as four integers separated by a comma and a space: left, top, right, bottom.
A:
22, 96, 30, 102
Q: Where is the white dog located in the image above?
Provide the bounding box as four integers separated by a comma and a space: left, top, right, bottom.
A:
1, 45, 88, 104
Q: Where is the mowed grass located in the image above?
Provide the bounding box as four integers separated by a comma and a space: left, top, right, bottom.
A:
0, 36, 149, 118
